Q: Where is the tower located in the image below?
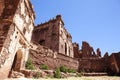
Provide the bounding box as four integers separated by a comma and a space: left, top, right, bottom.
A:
32, 15, 74, 57
0, 0, 35, 78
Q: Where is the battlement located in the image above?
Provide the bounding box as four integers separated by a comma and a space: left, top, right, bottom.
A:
35, 15, 64, 29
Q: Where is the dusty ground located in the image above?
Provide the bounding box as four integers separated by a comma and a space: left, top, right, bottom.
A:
5, 76, 120, 80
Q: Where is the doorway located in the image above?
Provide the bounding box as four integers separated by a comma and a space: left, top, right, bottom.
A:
12, 50, 23, 71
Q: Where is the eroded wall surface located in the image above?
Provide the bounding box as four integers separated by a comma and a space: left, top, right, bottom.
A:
32, 15, 74, 57
29, 43, 79, 70
0, 0, 35, 78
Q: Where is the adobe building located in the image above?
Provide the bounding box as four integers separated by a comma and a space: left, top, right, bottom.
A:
0, 0, 120, 79
0, 0, 35, 78
73, 41, 120, 75
31, 14, 120, 75
32, 15, 74, 57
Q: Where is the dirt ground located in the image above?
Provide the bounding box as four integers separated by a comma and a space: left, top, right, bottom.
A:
5, 76, 120, 80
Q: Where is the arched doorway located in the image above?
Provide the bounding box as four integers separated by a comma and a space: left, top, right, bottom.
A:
12, 49, 23, 71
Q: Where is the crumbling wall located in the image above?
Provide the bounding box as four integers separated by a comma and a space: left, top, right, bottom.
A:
79, 58, 108, 72
107, 52, 120, 75
0, 0, 35, 78
32, 19, 59, 52
0, 23, 18, 78
81, 41, 94, 57
0, 0, 20, 19
73, 43, 81, 58
57, 54, 78, 69
32, 15, 74, 57
58, 15, 73, 57
0, 0, 4, 16
0, 23, 10, 52
114, 53, 120, 75
29, 44, 79, 70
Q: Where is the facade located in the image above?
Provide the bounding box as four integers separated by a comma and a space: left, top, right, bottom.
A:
32, 15, 74, 57
73, 41, 101, 59
0, 0, 35, 78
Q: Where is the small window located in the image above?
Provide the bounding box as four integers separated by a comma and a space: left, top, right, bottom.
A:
23, 27, 26, 34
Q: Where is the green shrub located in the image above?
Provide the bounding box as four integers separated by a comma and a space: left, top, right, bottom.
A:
46, 74, 54, 78
39, 64, 49, 70
67, 68, 76, 73
33, 72, 41, 79
77, 73, 82, 77
59, 65, 76, 73
25, 58, 35, 70
59, 65, 67, 73
54, 68, 61, 78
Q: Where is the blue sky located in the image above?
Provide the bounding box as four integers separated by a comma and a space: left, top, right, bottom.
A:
30, 0, 120, 56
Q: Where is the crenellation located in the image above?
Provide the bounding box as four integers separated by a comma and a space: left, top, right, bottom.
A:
104, 52, 109, 58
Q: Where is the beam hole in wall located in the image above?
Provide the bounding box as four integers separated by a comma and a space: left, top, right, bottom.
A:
65, 43, 67, 55
39, 39, 45, 46
15, 36, 17, 38
16, 31, 18, 34
23, 27, 26, 34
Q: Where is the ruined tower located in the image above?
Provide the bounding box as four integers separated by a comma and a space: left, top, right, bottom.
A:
0, 0, 35, 78
32, 15, 74, 57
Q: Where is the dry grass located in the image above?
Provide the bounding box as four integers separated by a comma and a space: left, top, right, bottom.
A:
5, 76, 120, 80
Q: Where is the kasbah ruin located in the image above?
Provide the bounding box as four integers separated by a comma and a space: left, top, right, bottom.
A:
0, 0, 120, 79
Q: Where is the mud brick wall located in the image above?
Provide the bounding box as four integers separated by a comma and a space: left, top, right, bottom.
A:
79, 58, 108, 72
56, 53, 78, 69
107, 52, 120, 75
0, 0, 35, 78
29, 44, 79, 70
0, 24, 15, 78
32, 15, 74, 57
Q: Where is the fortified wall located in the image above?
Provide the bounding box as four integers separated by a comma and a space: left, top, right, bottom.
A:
31, 13, 120, 75
29, 43, 78, 70
73, 41, 120, 75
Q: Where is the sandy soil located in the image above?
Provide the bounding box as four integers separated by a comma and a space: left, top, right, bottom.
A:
5, 76, 120, 80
